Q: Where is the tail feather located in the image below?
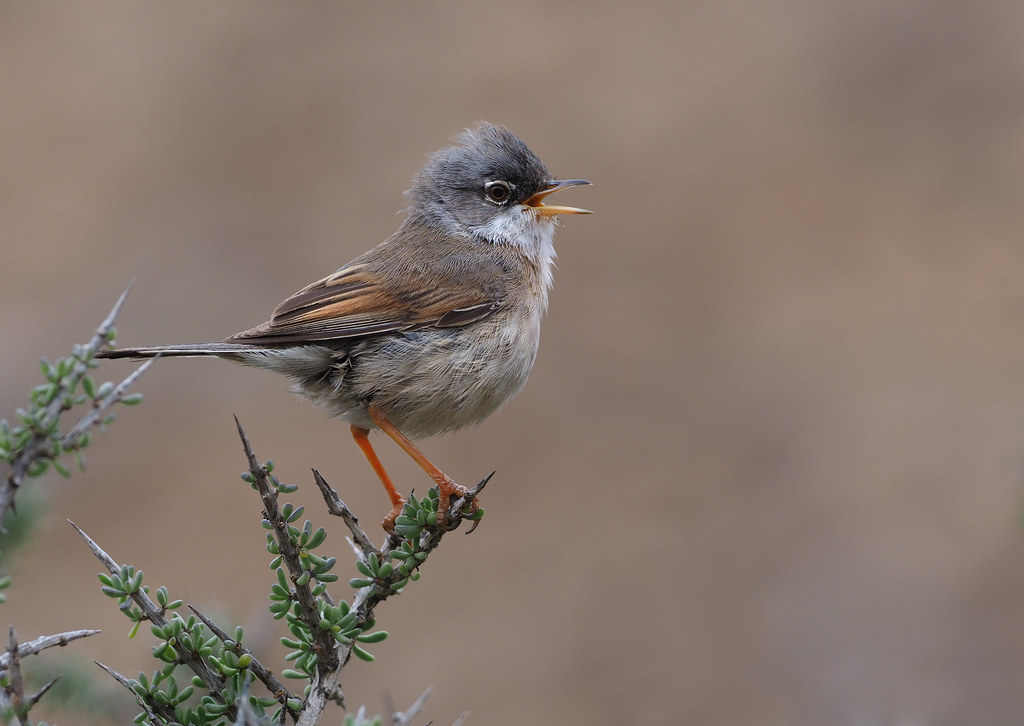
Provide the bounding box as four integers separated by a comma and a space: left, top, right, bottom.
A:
96, 342, 260, 360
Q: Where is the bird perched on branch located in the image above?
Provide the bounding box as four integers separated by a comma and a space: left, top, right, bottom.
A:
99, 122, 592, 532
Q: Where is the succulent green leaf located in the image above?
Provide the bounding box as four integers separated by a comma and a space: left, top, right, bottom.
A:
355, 630, 388, 643
352, 644, 375, 662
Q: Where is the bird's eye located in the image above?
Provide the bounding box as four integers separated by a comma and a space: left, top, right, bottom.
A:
484, 181, 513, 204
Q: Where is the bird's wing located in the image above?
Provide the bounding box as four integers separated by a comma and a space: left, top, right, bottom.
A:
227, 236, 503, 345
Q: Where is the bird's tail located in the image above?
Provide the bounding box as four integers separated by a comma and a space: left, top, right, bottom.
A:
96, 342, 260, 360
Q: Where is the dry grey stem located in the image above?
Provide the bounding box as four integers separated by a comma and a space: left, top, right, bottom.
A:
311, 469, 379, 559
3, 627, 27, 725
0, 628, 100, 668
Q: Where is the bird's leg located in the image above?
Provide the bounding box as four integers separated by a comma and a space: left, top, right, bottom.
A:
350, 424, 406, 533
368, 403, 479, 530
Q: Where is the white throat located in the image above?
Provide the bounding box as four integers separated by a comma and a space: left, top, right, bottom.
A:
470, 208, 558, 305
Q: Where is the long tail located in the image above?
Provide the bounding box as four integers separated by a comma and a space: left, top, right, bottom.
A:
96, 342, 261, 360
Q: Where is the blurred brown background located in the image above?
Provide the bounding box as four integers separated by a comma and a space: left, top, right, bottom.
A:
3, 1, 1024, 724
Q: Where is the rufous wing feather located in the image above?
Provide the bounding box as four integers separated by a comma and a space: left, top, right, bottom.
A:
227, 231, 504, 345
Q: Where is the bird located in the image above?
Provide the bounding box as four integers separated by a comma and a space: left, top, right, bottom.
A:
98, 122, 592, 532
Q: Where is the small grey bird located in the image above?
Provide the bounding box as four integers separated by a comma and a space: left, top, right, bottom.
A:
99, 122, 591, 531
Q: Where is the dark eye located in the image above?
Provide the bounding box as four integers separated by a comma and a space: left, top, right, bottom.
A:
484, 180, 513, 204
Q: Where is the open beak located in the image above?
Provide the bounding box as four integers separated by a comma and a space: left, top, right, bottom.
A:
525, 179, 593, 217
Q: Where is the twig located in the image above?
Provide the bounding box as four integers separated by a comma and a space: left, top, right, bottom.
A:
60, 357, 155, 450
232, 674, 266, 726
1, 282, 147, 522
95, 660, 172, 725
0, 628, 98, 721
313, 469, 493, 672
187, 604, 299, 717
4, 628, 27, 725
234, 419, 340, 673
24, 676, 59, 712
311, 469, 378, 559
0, 628, 100, 667
70, 520, 236, 719
295, 668, 340, 726
392, 687, 432, 726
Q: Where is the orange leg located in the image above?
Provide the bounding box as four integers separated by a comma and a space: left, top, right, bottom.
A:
367, 403, 478, 530
350, 424, 406, 533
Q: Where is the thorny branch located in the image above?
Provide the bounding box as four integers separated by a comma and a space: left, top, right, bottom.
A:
1, 627, 69, 725
240, 420, 491, 725
1, 282, 150, 523
0, 628, 100, 668
70, 520, 239, 721
188, 604, 298, 708
311, 470, 377, 560
235, 416, 341, 679
3, 627, 27, 725
94, 660, 175, 725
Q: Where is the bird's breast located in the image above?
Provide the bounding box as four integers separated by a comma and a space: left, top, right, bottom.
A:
330, 301, 541, 438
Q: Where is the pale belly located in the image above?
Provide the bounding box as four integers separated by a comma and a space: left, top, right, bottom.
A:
268, 309, 544, 438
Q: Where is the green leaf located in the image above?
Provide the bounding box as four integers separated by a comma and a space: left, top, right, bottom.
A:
393, 523, 423, 538
26, 459, 49, 478
351, 644, 375, 662
355, 630, 388, 643
306, 527, 327, 549
52, 458, 70, 478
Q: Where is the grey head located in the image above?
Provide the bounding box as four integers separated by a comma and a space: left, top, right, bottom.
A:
405, 122, 591, 246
